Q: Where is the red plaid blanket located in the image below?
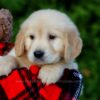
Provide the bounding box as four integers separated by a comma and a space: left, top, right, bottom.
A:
0, 42, 83, 100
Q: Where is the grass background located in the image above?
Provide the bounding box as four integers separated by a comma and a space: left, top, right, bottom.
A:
0, 0, 100, 100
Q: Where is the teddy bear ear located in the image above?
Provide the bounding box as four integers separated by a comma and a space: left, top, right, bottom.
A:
15, 31, 25, 57
64, 28, 83, 63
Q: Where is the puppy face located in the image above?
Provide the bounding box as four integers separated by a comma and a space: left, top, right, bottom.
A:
15, 9, 82, 65
23, 25, 64, 65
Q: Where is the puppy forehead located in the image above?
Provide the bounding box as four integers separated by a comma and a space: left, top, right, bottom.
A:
24, 27, 65, 40
22, 21, 66, 38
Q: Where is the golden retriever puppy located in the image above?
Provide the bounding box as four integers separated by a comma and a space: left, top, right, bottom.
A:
0, 9, 82, 84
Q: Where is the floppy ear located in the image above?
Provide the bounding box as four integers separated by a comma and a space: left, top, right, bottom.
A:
64, 29, 83, 63
15, 31, 25, 56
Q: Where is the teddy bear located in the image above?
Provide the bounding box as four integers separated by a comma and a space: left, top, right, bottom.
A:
0, 8, 13, 42
0, 9, 13, 55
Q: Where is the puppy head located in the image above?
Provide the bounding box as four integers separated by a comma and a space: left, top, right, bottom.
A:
15, 9, 82, 65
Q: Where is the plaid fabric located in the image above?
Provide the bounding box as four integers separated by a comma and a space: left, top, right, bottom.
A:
0, 65, 45, 100
0, 42, 14, 55
0, 65, 83, 100
0, 42, 83, 100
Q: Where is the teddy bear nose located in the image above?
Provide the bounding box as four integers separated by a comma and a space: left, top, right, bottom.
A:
34, 50, 44, 59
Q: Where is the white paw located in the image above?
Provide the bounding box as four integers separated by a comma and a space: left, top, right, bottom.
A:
38, 65, 64, 85
0, 56, 17, 76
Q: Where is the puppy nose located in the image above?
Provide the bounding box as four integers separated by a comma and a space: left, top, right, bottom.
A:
34, 50, 44, 59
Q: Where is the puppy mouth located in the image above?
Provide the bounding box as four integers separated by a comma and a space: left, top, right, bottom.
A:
35, 58, 44, 62
34, 58, 45, 64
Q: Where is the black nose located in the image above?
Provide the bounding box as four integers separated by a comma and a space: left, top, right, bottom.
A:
34, 50, 44, 59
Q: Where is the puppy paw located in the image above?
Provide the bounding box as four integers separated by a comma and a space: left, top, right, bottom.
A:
38, 65, 64, 85
0, 56, 17, 76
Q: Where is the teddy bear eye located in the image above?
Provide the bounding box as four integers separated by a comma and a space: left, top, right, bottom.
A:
49, 34, 56, 40
30, 35, 34, 40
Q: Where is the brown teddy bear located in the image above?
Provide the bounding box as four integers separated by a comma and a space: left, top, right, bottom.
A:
0, 8, 13, 42
0, 9, 13, 55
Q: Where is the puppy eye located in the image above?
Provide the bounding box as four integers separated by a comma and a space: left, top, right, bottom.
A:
30, 35, 34, 40
49, 34, 56, 40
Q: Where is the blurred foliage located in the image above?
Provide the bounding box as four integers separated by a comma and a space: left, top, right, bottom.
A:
0, 0, 100, 100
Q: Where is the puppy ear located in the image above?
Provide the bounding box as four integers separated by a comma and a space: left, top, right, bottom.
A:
15, 31, 25, 56
64, 29, 83, 63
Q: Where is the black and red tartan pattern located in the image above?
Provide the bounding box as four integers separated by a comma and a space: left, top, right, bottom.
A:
0, 42, 14, 55
0, 65, 83, 100
0, 42, 83, 100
